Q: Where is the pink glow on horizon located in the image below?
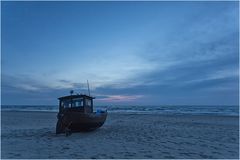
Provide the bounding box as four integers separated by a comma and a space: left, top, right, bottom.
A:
97, 95, 143, 102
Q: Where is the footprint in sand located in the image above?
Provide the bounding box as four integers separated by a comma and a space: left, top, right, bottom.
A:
161, 151, 170, 155
90, 156, 97, 159
70, 153, 79, 157
12, 153, 21, 157
200, 154, 211, 159
125, 152, 136, 157
164, 155, 175, 159
62, 146, 70, 150
144, 154, 153, 158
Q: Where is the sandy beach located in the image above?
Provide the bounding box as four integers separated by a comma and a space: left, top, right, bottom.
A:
1, 111, 239, 159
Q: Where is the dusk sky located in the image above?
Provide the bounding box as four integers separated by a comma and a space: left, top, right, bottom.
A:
1, 1, 239, 105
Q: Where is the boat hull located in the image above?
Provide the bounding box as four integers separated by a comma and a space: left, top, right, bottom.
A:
56, 111, 107, 134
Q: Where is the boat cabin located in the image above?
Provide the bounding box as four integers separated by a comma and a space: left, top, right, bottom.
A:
58, 94, 95, 113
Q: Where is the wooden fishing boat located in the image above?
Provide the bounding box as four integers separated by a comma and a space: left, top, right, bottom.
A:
56, 91, 107, 135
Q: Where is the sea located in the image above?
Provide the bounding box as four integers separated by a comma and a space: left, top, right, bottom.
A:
1, 105, 239, 116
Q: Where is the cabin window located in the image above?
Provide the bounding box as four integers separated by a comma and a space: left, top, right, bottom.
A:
85, 99, 92, 107
72, 98, 84, 107
62, 100, 71, 108
61, 98, 84, 108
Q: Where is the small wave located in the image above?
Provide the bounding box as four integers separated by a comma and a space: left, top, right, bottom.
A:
1, 105, 238, 116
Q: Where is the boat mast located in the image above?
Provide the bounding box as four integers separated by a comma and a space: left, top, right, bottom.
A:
87, 80, 90, 96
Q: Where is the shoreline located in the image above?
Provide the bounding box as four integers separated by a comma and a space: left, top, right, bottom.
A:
1, 110, 239, 117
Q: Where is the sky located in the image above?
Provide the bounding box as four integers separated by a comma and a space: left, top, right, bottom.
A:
1, 1, 239, 105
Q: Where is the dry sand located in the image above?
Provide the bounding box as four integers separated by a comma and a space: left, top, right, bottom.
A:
1, 111, 239, 159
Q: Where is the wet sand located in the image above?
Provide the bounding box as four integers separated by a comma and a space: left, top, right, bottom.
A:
1, 111, 239, 159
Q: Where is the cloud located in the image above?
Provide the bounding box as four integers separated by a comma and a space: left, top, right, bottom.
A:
1, 2, 238, 105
